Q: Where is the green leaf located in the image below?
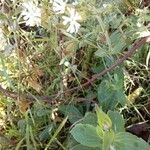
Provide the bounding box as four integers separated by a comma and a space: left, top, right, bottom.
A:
95, 31, 126, 58
39, 125, 53, 141
97, 80, 117, 111
113, 132, 150, 150
71, 144, 99, 150
95, 105, 112, 131
96, 125, 104, 138
108, 111, 125, 132
80, 112, 97, 126
36, 108, 50, 117
17, 119, 26, 134
95, 49, 108, 57
97, 69, 126, 111
70, 124, 102, 148
108, 14, 123, 29
110, 31, 126, 53
103, 131, 115, 150
59, 105, 83, 124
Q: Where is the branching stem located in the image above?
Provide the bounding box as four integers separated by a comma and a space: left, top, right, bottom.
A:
0, 36, 150, 102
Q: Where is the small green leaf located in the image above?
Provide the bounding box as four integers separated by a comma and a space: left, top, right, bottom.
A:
17, 119, 26, 134
39, 125, 53, 141
70, 124, 102, 148
113, 132, 150, 150
110, 31, 126, 53
96, 125, 104, 138
59, 105, 83, 124
95, 49, 108, 57
36, 108, 50, 117
95, 105, 112, 131
108, 111, 125, 132
80, 112, 97, 126
97, 69, 126, 111
103, 131, 115, 150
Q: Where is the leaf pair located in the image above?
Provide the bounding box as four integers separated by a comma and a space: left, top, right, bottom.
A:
70, 106, 150, 150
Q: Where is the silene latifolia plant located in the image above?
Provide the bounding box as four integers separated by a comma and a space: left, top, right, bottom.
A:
0, 0, 150, 149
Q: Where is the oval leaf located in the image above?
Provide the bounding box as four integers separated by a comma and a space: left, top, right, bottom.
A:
70, 124, 102, 148
108, 111, 125, 132
113, 132, 150, 150
95, 105, 112, 131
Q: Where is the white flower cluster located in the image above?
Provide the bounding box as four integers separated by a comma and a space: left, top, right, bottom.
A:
21, 0, 81, 34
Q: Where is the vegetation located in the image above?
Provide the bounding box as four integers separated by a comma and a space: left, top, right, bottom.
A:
0, 0, 150, 149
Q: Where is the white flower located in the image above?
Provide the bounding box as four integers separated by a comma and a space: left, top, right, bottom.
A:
136, 21, 142, 27
103, 4, 108, 8
21, 1, 41, 26
51, 0, 66, 14
62, 8, 81, 33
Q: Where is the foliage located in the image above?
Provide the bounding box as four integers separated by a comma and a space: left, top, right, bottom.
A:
70, 106, 150, 150
0, 0, 149, 149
